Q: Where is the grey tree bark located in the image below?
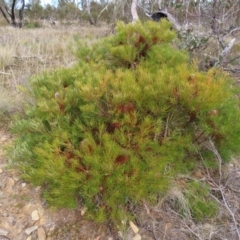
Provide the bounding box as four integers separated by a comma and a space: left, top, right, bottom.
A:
131, 0, 139, 23
0, 0, 25, 27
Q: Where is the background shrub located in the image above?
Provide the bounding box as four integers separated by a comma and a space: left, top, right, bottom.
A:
8, 20, 240, 224
25, 21, 42, 28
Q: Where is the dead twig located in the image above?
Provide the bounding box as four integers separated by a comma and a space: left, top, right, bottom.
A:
220, 38, 236, 58
0, 71, 11, 75
203, 138, 240, 239
151, 220, 159, 240
13, 56, 43, 61
168, 208, 204, 240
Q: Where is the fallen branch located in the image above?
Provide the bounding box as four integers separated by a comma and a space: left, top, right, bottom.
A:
223, 67, 240, 73
223, 27, 240, 38
159, 9, 181, 31
220, 38, 236, 58
0, 71, 11, 75
168, 208, 205, 240
223, 55, 240, 65
204, 138, 240, 239
13, 56, 44, 63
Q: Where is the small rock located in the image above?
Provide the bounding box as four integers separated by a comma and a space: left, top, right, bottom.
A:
81, 207, 87, 216
6, 178, 15, 193
26, 236, 31, 240
23, 203, 32, 212
0, 136, 7, 142
0, 164, 6, 169
25, 226, 38, 235
13, 176, 20, 182
0, 169, 3, 174
37, 227, 46, 240
49, 226, 55, 232
130, 221, 139, 234
37, 206, 44, 216
22, 183, 27, 187
133, 234, 142, 240
8, 216, 16, 225
0, 236, 9, 240
39, 215, 47, 226
35, 186, 41, 191
1, 222, 10, 230
31, 210, 40, 221
54, 92, 60, 99
0, 228, 9, 236
118, 231, 123, 238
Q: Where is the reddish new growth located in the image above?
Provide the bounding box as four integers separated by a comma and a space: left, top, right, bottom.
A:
116, 102, 135, 114
115, 155, 130, 165
134, 35, 150, 58
107, 122, 121, 133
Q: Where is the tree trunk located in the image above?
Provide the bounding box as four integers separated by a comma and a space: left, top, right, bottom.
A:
131, 0, 139, 23
0, 0, 25, 27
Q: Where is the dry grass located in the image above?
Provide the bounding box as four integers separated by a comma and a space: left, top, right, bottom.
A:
0, 25, 109, 115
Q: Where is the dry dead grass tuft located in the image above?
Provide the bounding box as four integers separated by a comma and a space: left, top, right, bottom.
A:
0, 25, 109, 115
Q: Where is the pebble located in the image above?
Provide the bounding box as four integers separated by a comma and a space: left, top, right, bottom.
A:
37, 205, 44, 216
37, 227, 46, 240
133, 234, 142, 240
0, 169, 3, 174
48, 226, 56, 235
118, 231, 123, 238
25, 226, 38, 235
13, 176, 20, 182
81, 207, 87, 216
31, 210, 40, 221
0, 228, 9, 236
6, 178, 15, 193
8, 216, 16, 225
35, 186, 41, 191
0, 136, 7, 142
22, 183, 26, 187
130, 221, 139, 234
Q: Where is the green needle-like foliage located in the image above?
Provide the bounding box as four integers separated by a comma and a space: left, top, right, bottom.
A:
8, 20, 240, 224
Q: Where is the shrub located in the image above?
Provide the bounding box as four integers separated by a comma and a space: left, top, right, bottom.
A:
167, 181, 218, 221
184, 181, 218, 221
8, 20, 240, 224
24, 21, 42, 29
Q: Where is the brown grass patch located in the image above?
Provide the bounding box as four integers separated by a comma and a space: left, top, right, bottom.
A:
0, 25, 109, 114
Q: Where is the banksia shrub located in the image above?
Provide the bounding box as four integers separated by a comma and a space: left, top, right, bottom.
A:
8, 20, 240, 223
